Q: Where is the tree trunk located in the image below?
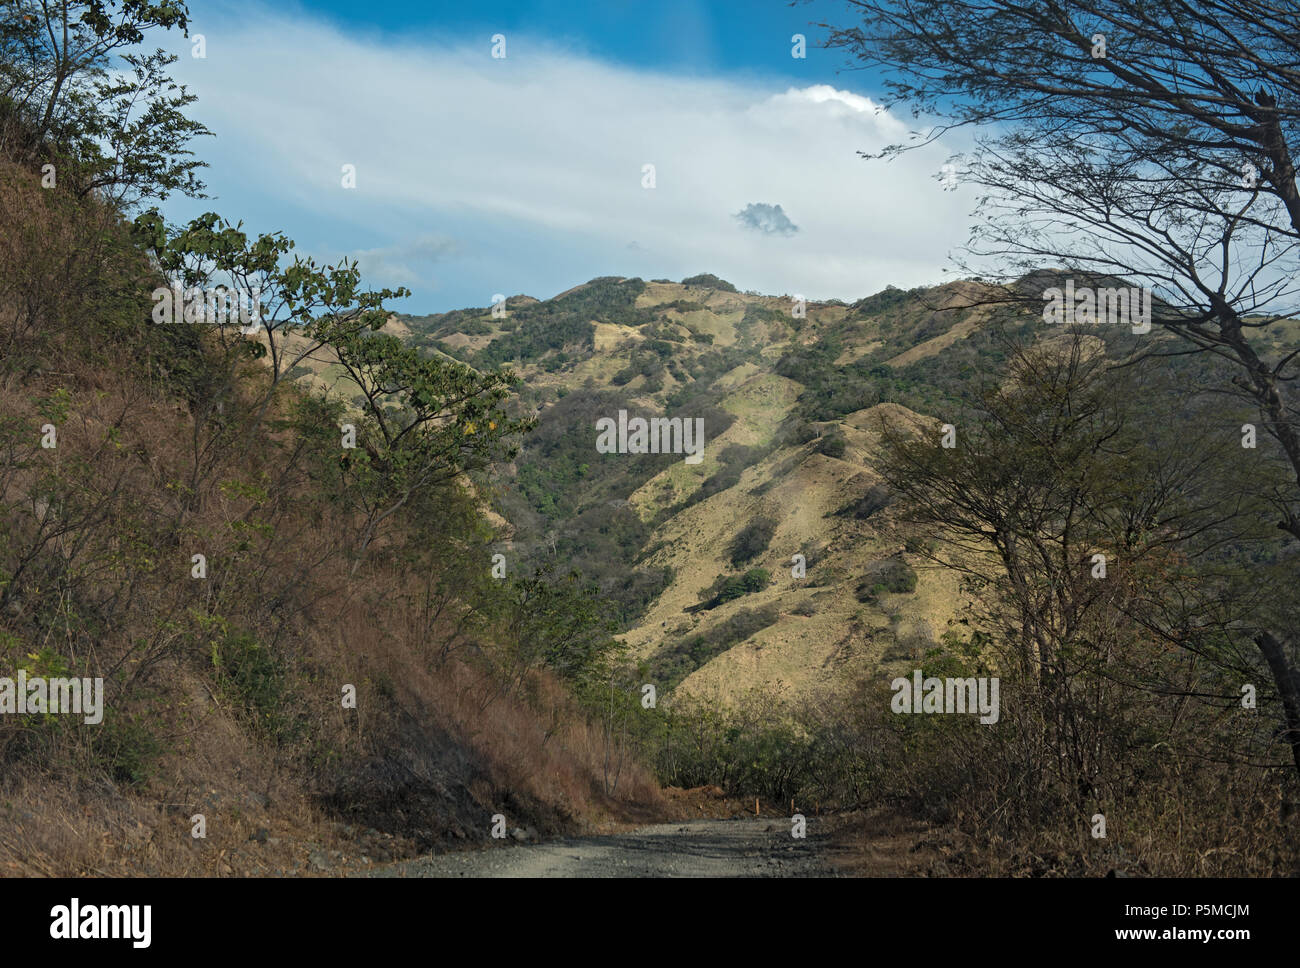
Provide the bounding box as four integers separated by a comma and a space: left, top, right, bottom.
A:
1255, 631, 1300, 779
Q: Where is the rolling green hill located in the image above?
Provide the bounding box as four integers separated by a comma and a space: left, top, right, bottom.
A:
387, 274, 1102, 707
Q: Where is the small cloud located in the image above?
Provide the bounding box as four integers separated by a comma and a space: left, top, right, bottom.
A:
734, 202, 798, 236
350, 235, 459, 288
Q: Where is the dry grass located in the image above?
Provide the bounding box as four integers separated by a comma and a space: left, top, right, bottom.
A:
0, 152, 665, 877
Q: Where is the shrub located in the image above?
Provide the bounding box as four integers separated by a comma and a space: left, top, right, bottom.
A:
855, 558, 918, 601
681, 273, 738, 292
728, 516, 778, 566
787, 418, 820, 446
651, 605, 779, 687
697, 568, 770, 609
816, 434, 847, 458
836, 483, 891, 520
211, 629, 303, 745
92, 709, 166, 788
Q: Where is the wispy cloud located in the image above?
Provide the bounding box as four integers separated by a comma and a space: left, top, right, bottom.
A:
164, 3, 973, 311
344, 236, 459, 290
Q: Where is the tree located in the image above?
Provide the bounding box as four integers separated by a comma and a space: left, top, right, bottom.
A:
319, 325, 534, 567
58, 48, 211, 206
485, 564, 622, 705
877, 330, 1290, 789
728, 515, 777, 567
130, 208, 411, 516
2, 1, 206, 205
826, 0, 1300, 777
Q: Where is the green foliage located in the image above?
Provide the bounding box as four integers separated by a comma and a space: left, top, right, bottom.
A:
654, 299, 706, 315
650, 606, 778, 688
59, 49, 212, 206
786, 418, 819, 446
3, 1, 205, 209
499, 566, 623, 694
815, 433, 847, 458
651, 691, 822, 802
727, 516, 777, 566
611, 352, 665, 387
475, 277, 648, 369
509, 391, 676, 521
91, 707, 166, 788
134, 208, 407, 365
741, 303, 787, 326
854, 558, 917, 601
211, 628, 302, 745
673, 443, 764, 512
696, 568, 770, 610
835, 483, 891, 520
312, 325, 532, 559
681, 273, 737, 292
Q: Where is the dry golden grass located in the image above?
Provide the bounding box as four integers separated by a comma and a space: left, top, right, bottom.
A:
0, 154, 665, 878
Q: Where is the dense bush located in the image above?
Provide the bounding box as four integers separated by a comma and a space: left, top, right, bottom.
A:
815, 433, 847, 458
681, 273, 737, 292
650, 606, 779, 687
836, 483, 891, 520
854, 558, 918, 601
695, 568, 770, 610
728, 516, 778, 566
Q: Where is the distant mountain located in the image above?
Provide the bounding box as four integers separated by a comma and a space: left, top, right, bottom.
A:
380, 273, 1159, 706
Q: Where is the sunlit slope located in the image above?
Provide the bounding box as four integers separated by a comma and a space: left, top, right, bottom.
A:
391, 275, 1030, 706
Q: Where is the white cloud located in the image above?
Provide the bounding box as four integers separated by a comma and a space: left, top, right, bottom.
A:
167, 2, 973, 309
341, 236, 459, 290
734, 202, 799, 236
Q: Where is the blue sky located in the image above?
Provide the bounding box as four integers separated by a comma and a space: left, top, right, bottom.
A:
289, 0, 847, 83
158, 0, 972, 314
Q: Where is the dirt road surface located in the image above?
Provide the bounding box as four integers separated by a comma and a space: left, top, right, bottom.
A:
364, 817, 843, 878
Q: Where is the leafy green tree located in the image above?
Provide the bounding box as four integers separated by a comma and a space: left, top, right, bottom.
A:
694, 568, 771, 611
3, 1, 205, 205
815, 433, 846, 458
133, 209, 406, 394
681, 273, 737, 293
488, 565, 623, 704
130, 209, 411, 514
58, 48, 211, 206
319, 326, 534, 566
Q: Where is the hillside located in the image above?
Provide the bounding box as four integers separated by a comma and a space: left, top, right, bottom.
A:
0, 153, 667, 876
387, 274, 1090, 707
6, 0, 1299, 888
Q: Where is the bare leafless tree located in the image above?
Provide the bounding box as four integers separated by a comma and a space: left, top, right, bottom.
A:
825, 0, 1300, 775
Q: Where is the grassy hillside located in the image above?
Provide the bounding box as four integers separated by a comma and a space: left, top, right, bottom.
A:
380, 268, 1300, 879
395, 274, 1031, 707
6, 0, 1296, 879
0, 148, 662, 876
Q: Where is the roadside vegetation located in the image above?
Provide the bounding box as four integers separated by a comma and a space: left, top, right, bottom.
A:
0, 0, 660, 876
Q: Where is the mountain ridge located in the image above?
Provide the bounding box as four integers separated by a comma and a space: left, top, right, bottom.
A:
387, 274, 1018, 706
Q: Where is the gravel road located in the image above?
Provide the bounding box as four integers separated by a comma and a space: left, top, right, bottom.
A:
364, 817, 841, 878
